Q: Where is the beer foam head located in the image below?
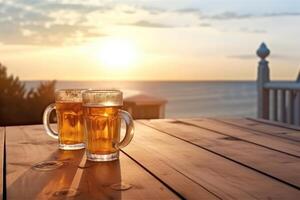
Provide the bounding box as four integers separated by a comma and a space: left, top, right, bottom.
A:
82, 90, 123, 107
55, 89, 87, 102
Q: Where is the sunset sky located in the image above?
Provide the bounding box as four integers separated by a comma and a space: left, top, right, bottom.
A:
0, 0, 299, 80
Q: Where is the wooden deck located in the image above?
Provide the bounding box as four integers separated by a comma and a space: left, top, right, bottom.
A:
1, 118, 300, 199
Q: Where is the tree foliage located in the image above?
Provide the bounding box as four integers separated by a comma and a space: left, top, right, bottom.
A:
0, 63, 55, 125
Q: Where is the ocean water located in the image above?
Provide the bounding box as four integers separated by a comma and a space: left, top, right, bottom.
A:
23, 81, 257, 118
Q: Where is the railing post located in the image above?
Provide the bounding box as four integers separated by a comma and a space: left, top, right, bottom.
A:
295, 72, 300, 126
271, 89, 278, 121
287, 90, 294, 124
279, 90, 286, 123
256, 42, 270, 119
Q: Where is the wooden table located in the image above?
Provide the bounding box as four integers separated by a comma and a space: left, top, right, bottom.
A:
1, 118, 300, 199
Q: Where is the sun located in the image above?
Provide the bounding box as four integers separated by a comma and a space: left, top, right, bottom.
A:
99, 38, 138, 70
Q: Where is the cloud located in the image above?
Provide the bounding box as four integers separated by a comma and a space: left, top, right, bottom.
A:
263, 12, 300, 17
125, 20, 173, 28
251, 29, 267, 34
227, 54, 256, 60
0, 21, 106, 45
228, 54, 294, 60
0, 1, 174, 45
2, 0, 299, 46
0, 2, 50, 24
176, 8, 200, 13
200, 11, 300, 20
204, 12, 252, 20
37, 3, 111, 13
122, 10, 136, 14
141, 6, 166, 15
198, 23, 211, 27
0, 1, 107, 45
240, 27, 267, 34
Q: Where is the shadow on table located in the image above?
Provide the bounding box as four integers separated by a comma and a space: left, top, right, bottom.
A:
7, 149, 122, 199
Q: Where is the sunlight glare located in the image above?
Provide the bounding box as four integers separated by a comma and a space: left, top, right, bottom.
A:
99, 38, 138, 70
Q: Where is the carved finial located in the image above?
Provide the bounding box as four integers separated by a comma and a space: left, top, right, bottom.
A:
256, 42, 270, 60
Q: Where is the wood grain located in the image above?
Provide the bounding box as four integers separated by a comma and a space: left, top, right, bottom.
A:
0, 127, 4, 200
123, 122, 300, 199
216, 118, 300, 142
181, 118, 300, 157
140, 119, 300, 187
248, 117, 300, 131
122, 137, 219, 200
5, 125, 179, 200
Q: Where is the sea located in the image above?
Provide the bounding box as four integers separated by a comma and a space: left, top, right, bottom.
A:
23, 81, 257, 118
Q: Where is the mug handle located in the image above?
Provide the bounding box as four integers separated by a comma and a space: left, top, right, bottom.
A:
43, 103, 59, 139
116, 110, 134, 149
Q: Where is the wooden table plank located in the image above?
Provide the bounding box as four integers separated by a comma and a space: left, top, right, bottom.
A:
0, 127, 4, 200
215, 118, 300, 142
140, 119, 300, 188
181, 118, 300, 157
249, 118, 300, 131
122, 138, 219, 200
123, 122, 300, 199
6, 125, 179, 200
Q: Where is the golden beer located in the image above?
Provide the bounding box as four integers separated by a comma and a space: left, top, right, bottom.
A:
56, 102, 84, 146
82, 90, 134, 161
83, 106, 121, 155
43, 89, 86, 150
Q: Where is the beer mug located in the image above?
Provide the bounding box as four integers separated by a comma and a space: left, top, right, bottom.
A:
82, 90, 134, 161
43, 89, 86, 150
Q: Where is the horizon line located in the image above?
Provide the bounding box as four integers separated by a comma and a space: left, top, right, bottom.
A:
22, 79, 257, 82
20, 79, 294, 82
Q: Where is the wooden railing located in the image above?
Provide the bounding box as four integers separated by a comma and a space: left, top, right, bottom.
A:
257, 43, 300, 126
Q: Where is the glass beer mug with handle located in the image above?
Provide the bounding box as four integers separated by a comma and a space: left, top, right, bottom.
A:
43, 89, 86, 150
82, 90, 134, 161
